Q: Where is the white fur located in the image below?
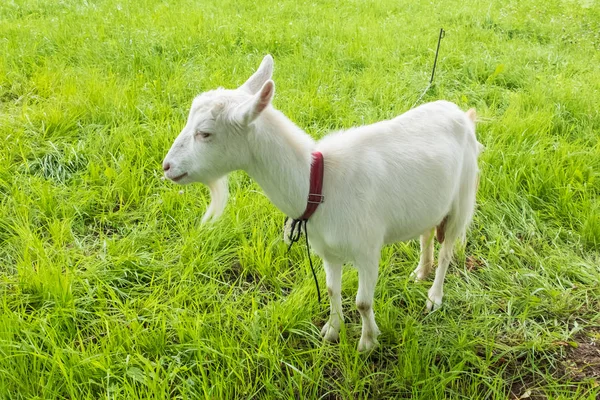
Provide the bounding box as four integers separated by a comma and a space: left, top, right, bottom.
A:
163, 55, 483, 351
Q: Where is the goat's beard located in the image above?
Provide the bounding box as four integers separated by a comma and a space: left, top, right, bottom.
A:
201, 175, 229, 224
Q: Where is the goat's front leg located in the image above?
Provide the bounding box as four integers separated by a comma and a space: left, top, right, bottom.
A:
321, 260, 343, 342
355, 255, 380, 352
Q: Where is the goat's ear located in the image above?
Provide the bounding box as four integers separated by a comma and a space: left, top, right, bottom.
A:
236, 80, 275, 125
239, 55, 273, 94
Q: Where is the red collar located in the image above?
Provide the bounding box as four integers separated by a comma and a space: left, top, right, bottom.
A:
298, 151, 325, 220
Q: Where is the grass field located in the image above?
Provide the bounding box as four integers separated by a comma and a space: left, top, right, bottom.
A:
1, 0, 600, 398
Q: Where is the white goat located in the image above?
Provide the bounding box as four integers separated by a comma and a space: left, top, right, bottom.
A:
163, 55, 483, 352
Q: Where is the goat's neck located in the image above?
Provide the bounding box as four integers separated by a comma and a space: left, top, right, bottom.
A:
246, 108, 315, 219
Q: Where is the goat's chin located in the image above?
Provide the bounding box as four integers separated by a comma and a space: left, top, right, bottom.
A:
201, 175, 229, 224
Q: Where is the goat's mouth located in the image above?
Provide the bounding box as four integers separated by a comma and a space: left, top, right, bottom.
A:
169, 172, 189, 182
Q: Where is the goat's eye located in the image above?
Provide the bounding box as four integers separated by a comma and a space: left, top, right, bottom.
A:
195, 131, 212, 140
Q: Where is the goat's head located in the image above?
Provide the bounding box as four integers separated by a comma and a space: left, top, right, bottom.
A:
162, 55, 275, 222
163, 55, 275, 185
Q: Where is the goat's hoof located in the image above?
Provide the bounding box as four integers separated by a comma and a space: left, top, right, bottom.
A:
426, 290, 443, 312
320, 322, 340, 342
410, 269, 426, 282
411, 263, 432, 282
357, 335, 378, 352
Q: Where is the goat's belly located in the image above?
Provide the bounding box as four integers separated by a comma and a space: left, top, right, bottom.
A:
383, 228, 424, 244
382, 212, 447, 245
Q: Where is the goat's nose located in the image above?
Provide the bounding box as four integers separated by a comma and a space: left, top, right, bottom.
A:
163, 162, 171, 172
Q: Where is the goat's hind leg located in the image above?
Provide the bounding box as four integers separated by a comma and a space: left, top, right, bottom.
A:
411, 228, 435, 281
426, 234, 456, 312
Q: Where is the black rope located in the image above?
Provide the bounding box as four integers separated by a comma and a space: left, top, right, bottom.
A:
412, 27, 445, 108
430, 28, 445, 84
284, 217, 322, 304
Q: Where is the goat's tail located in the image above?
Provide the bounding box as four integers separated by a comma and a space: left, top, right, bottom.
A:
466, 108, 476, 122
465, 108, 485, 155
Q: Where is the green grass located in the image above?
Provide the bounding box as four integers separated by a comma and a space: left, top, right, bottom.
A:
1, 0, 599, 398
